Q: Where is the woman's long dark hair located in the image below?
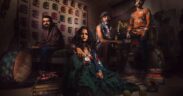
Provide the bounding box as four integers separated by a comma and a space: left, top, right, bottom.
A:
72, 26, 96, 50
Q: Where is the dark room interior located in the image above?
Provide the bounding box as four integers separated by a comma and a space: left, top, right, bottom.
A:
0, 0, 183, 96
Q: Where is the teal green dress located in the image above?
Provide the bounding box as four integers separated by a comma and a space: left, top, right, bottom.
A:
63, 50, 139, 96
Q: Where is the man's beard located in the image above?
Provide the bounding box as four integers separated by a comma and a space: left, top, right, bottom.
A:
42, 24, 50, 29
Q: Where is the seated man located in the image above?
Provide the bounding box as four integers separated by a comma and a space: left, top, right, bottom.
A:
96, 12, 121, 66
36, 15, 65, 80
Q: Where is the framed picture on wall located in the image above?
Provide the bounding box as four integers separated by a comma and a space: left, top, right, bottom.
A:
43, 2, 49, 9
68, 17, 72, 24
61, 6, 66, 13
83, 5, 87, 11
60, 24, 66, 32
68, 27, 72, 33
51, 12, 58, 20
32, 0, 40, 7
63, 0, 68, 5
74, 18, 78, 24
60, 15, 65, 22
75, 10, 80, 17
52, 3, 58, 11
78, 3, 82, 9
68, 8, 73, 15
71, 0, 75, 7
83, 12, 87, 18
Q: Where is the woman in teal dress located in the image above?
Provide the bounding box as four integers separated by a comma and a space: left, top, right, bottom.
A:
63, 26, 143, 96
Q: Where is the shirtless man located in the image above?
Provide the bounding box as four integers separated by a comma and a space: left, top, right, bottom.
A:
125, 0, 152, 83
127, 0, 151, 38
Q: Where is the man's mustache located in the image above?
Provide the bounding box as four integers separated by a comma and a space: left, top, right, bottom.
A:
44, 24, 49, 25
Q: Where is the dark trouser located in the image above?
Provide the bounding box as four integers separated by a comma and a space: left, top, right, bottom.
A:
128, 35, 148, 74
139, 37, 148, 71
97, 43, 116, 69
39, 45, 58, 71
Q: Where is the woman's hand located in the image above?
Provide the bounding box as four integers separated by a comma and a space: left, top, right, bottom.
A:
75, 47, 86, 58
96, 70, 104, 79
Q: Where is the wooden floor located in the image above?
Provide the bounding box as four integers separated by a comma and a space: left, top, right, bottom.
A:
0, 76, 183, 96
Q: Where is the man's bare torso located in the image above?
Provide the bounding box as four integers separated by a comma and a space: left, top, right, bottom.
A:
130, 8, 150, 36
132, 8, 148, 28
